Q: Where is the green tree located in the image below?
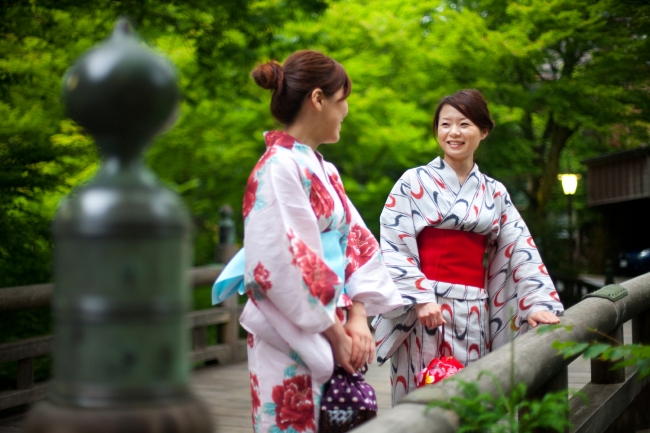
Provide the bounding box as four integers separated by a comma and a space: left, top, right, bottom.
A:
0, 0, 327, 286
268, 0, 649, 264
2, 0, 649, 287
463, 0, 650, 218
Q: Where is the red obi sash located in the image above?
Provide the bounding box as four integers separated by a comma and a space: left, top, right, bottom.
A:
417, 227, 487, 288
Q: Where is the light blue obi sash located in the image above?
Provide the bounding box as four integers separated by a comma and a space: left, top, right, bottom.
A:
212, 230, 346, 305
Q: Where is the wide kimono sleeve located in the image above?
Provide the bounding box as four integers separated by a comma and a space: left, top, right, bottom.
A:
243, 150, 340, 335
378, 170, 438, 314
335, 174, 402, 317
487, 181, 564, 349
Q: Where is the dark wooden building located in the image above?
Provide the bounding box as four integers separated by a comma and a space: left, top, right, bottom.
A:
582, 145, 650, 255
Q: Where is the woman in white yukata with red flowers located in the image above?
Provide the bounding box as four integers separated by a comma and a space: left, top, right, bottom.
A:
374, 89, 564, 406
240, 50, 402, 433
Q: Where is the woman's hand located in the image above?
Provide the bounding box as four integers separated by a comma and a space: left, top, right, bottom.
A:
323, 317, 355, 374
414, 302, 446, 329
344, 301, 374, 370
527, 311, 560, 328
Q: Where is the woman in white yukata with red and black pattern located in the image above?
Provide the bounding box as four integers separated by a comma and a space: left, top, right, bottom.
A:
374, 89, 564, 406
241, 51, 402, 433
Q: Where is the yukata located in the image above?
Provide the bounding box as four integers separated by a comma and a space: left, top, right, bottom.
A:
373, 157, 564, 406
240, 131, 402, 433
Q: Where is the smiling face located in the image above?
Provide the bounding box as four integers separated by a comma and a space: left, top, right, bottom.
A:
319, 87, 349, 144
437, 104, 487, 165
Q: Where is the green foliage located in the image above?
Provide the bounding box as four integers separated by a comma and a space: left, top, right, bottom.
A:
0, 0, 328, 285
1, 0, 649, 284
537, 323, 650, 379
427, 320, 574, 432
427, 372, 573, 432
552, 340, 650, 379
268, 0, 649, 272
535, 324, 574, 335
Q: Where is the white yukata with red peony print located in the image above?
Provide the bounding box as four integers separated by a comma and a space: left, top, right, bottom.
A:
374, 157, 564, 406
240, 131, 402, 433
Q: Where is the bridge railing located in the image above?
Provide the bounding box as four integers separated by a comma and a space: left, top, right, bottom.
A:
354, 271, 650, 433
0, 264, 247, 412
551, 273, 602, 309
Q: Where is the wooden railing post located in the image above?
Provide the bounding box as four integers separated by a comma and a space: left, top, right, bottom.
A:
519, 365, 568, 433
589, 323, 630, 433
632, 309, 650, 345
216, 204, 242, 363
223, 296, 241, 362
192, 327, 208, 351
16, 358, 34, 390
590, 325, 625, 384
632, 309, 650, 431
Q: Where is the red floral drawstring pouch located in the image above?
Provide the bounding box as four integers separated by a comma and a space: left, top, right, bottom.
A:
415, 326, 464, 387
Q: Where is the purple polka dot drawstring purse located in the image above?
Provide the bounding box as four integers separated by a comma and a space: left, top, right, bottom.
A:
319, 365, 378, 432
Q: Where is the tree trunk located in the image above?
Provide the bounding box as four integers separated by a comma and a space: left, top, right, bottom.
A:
530, 116, 575, 221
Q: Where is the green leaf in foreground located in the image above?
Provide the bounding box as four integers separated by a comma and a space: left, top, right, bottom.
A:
536, 324, 573, 335
552, 341, 590, 359
582, 343, 611, 359
427, 372, 571, 432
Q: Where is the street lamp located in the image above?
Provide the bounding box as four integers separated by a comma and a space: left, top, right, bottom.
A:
558, 173, 581, 265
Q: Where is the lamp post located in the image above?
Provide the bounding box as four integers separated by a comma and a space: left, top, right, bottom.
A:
558, 173, 581, 266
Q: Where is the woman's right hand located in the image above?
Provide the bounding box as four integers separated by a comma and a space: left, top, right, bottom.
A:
323, 318, 355, 374
414, 302, 446, 329
331, 334, 354, 374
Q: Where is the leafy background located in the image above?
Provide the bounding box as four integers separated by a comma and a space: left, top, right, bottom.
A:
1, 0, 648, 336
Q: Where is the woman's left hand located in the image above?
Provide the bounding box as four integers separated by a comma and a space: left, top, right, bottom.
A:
527, 311, 560, 328
344, 301, 374, 370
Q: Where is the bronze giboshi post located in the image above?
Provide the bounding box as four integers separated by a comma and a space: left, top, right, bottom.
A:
24, 19, 213, 432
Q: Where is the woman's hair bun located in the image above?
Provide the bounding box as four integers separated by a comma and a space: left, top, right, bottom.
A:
251, 61, 284, 91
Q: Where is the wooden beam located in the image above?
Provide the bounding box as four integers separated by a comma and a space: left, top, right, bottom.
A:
0, 284, 53, 313
0, 265, 224, 313
188, 265, 224, 287
0, 383, 49, 411
187, 308, 230, 328
354, 273, 650, 433
190, 345, 232, 364
569, 366, 650, 433
0, 336, 53, 363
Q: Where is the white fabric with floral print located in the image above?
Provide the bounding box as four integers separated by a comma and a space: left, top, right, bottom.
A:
240, 131, 402, 433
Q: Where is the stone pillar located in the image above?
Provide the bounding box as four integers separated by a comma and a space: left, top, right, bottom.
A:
24, 19, 213, 433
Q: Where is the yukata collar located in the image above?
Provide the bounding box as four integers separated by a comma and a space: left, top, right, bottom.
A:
429, 156, 481, 193
263, 130, 313, 152
263, 130, 324, 162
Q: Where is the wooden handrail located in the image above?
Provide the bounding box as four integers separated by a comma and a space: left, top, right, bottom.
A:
0, 306, 235, 364
353, 272, 650, 433
0, 264, 224, 313
0, 336, 54, 364
0, 262, 249, 413
0, 284, 54, 313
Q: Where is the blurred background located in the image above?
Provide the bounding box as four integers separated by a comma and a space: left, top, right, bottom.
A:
1, 0, 649, 411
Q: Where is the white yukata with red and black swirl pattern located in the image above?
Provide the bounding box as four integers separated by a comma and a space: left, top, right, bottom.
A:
374, 157, 564, 406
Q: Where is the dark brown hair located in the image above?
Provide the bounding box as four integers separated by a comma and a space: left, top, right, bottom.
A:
251, 50, 352, 125
432, 89, 495, 138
